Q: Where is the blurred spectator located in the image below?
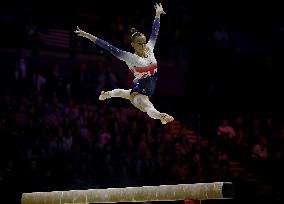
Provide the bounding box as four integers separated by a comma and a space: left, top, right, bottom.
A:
96, 61, 118, 93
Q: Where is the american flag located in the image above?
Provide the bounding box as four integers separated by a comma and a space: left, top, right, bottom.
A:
38, 28, 70, 48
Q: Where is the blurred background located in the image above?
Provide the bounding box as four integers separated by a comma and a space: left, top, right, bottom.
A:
1, 0, 284, 203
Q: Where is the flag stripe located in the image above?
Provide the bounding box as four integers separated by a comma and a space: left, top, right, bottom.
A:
38, 28, 70, 48
38, 34, 69, 43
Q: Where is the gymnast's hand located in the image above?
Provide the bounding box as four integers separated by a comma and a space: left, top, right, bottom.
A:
74, 26, 91, 38
154, 3, 166, 15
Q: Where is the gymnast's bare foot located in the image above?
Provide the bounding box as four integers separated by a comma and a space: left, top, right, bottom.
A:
160, 113, 174, 124
99, 91, 111, 100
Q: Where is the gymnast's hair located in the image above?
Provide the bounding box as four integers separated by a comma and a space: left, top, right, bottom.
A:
130, 28, 143, 42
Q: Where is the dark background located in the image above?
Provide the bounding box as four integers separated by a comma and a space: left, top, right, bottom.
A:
1, 0, 284, 203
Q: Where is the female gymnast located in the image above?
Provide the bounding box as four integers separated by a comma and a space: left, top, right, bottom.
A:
75, 3, 174, 124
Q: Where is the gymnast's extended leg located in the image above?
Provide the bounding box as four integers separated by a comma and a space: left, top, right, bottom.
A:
130, 93, 174, 124
99, 89, 131, 100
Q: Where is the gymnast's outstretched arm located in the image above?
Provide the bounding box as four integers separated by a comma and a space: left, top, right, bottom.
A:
74, 26, 135, 62
148, 3, 166, 49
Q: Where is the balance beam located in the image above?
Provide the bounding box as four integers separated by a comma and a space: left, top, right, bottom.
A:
21, 182, 234, 204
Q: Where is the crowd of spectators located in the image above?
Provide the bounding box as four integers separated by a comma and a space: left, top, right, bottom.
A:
0, 53, 283, 203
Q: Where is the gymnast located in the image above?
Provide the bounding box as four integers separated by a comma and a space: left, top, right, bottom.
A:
75, 3, 174, 124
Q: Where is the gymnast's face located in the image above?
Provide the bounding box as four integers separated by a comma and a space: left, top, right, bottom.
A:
131, 35, 147, 55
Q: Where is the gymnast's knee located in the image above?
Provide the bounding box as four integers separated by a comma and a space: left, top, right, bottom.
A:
131, 94, 149, 112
